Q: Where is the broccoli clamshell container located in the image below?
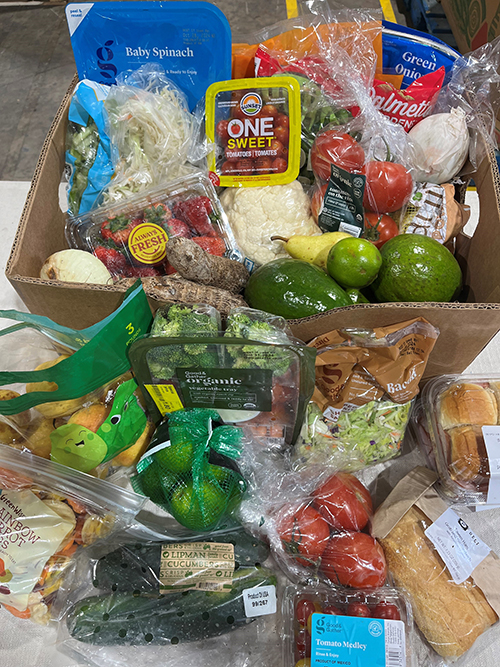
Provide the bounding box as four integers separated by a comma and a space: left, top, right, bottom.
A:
128, 305, 317, 449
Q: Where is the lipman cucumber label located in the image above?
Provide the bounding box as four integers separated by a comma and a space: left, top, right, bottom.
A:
176, 367, 272, 412
160, 542, 234, 592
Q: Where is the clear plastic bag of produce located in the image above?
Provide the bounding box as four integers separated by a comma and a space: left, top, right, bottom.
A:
128, 304, 317, 450
103, 64, 198, 203
0, 285, 155, 477
0, 444, 144, 624
56, 528, 279, 667
283, 583, 415, 667
66, 172, 243, 280
372, 466, 500, 666
293, 318, 439, 471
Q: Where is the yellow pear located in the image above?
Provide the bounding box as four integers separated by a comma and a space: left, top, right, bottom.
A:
273, 232, 352, 271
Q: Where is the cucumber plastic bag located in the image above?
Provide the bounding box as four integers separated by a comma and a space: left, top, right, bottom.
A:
0, 444, 144, 624
0, 282, 154, 477
129, 304, 316, 449
131, 408, 246, 532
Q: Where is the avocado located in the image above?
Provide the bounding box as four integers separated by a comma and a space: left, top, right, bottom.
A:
244, 258, 351, 319
371, 235, 462, 303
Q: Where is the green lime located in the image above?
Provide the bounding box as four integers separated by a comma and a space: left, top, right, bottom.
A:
207, 464, 246, 512
327, 237, 382, 289
170, 480, 226, 531
154, 438, 194, 475
159, 469, 179, 501
137, 464, 162, 500
345, 288, 370, 304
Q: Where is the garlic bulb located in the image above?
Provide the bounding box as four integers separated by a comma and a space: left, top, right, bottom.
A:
409, 108, 470, 184
40, 249, 112, 285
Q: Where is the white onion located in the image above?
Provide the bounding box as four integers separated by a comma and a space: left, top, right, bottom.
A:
409, 108, 470, 184
40, 249, 113, 285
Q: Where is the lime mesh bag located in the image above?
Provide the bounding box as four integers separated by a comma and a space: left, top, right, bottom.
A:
131, 408, 246, 531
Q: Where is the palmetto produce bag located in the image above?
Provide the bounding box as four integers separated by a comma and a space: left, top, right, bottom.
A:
132, 408, 246, 532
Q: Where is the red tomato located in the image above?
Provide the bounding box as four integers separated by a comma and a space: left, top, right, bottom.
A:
313, 473, 373, 532
277, 504, 331, 567
296, 599, 318, 626
231, 105, 247, 121
272, 157, 288, 173
362, 161, 413, 213
311, 131, 365, 181
311, 183, 328, 222
363, 212, 399, 249
324, 605, 343, 615
216, 120, 230, 143
224, 146, 240, 163
320, 532, 387, 589
274, 125, 290, 146
236, 159, 254, 174
254, 156, 273, 173
346, 602, 371, 617
372, 602, 401, 620
276, 113, 290, 128
269, 139, 285, 159
296, 628, 311, 659
261, 104, 279, 118
221, 161, 236, 174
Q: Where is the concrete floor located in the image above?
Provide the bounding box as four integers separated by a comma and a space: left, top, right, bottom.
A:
0, 0, 406, 181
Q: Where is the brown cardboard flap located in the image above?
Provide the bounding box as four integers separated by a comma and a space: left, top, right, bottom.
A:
371, 466, 438, 539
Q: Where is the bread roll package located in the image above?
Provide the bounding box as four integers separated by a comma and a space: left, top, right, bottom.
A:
417, 375, 500, 504
372, 467, 500, 665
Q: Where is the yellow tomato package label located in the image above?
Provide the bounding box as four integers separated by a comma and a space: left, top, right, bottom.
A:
0, 489, 74, 612
206, 76, 301, 187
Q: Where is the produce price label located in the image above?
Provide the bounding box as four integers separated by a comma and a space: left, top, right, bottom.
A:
311, 613, 406, 667
144, 384, 184, 415
176, 367, 272, 412
159, 542, 234, 592
482, 426, 500, 504
242, 584, 277, 617
318, 165, 366, 237
424, 507, 490, 584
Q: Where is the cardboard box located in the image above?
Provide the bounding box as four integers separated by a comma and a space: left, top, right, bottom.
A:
6, 77, 500, 380
441, 0, 500, 53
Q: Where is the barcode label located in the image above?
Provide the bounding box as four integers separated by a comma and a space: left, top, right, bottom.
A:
144, 383, 184, 414
338, 222, 362, 237
384, 620, 406, 667
197, 581, 225, 591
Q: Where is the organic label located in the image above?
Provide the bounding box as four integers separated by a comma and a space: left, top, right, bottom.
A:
243, 584, 277, 617
318, 165, 366, 236
128, 223, 168, 264
144, 383, 184, 415
0, 489, 74, 611
482, 426, 500, 504
159, 542, 234, 591
311, 613, 406, 667
424, 507, 490, 584
176, 367, 272, 411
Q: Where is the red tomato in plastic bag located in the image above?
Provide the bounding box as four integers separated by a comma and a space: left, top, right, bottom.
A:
312, 473, 373, 532
320, 532, 387, 588
362, 161, 412, 213
277, 504, 330, 567
363, 212, 399, 249
311, 183, 328, 222
311, 131, 365, 182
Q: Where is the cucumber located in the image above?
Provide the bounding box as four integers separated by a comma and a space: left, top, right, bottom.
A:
67, 567, 276, 645
93, 529, 270, 594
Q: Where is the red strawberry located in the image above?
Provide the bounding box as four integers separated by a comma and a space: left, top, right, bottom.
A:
192, 236, 226, 256
100, 215, 142, 244
94, 246, 129, 276
126, 266, 160, 277
143, 202, 172, 226
173, 196, 217, 237
166, 218, 192, 239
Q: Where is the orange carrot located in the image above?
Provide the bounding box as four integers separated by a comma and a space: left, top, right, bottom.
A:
2, 603, 31, 619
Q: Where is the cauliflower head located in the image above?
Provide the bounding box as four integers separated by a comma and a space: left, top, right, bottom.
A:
220, 180, 320, 265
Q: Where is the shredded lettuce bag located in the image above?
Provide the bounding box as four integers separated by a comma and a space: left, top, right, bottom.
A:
132, 409, 246, 532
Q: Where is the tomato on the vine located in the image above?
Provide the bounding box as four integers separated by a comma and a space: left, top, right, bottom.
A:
311, 131, 365, 182
277, 504, 330, 567
312, 473, 373, 532
362, 161, 412, 213
363, 212, 399, 249
372, 602, 401, 620
216, 120, 230, 143
320, 532, 387, 589
296, 599, 318, 626
346, 602, 371, 617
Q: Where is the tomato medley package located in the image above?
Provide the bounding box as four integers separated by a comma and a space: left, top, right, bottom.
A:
0, 444, 144, 624
66, 172, 243, 279
283, 584, 414, 667
205, 76, 302, 187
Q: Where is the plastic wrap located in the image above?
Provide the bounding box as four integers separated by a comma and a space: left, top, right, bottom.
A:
66, 172, 243, 280
0, 444, 144, 624
418, 374, 500, 505
283, 584, 414, 667
56, 530, 279, 667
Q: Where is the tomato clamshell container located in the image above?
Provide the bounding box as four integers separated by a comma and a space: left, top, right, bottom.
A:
418, 374, 500, 505
283, 584, 414, 667
205, 76, 302, 187
65, 172, 243, 279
